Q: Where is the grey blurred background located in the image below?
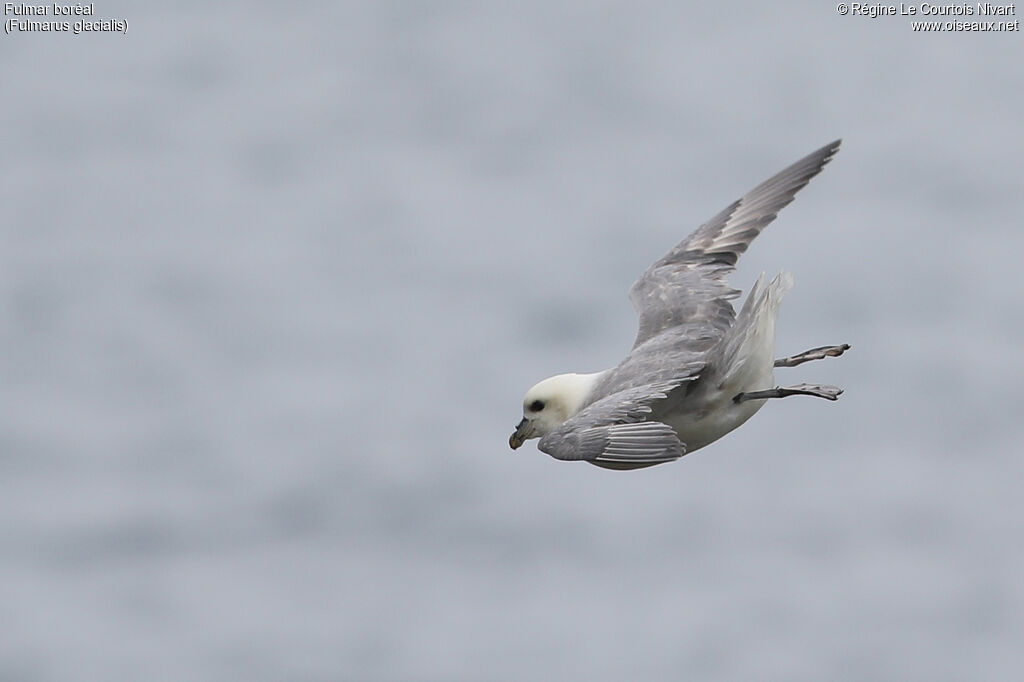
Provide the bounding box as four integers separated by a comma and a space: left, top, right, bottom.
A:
2, 2, 1022, 680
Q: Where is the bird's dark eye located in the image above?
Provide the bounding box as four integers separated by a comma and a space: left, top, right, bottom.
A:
529, 400, 545, 412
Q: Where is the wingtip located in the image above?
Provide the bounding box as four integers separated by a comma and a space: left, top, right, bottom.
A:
804, 139, 842, 173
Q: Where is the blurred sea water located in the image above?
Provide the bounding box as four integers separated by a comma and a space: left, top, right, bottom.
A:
1, 2, 1023, 680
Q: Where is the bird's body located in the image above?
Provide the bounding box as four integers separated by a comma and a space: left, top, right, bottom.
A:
510, 140, 849, 469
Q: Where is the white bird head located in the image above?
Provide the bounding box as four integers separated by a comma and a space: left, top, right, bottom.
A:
509, 372, 603, 449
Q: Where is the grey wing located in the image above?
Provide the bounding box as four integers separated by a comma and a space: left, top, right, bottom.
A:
538, 380, 689, 468
628, 139, 841, 348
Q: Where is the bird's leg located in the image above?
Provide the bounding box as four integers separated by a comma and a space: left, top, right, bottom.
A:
734, 383, 843, 403
774, 343, 851, 368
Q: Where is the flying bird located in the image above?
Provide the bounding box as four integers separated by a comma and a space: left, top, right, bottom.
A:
509, 140, 849, 470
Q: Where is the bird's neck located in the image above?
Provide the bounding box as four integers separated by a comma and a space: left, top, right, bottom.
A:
561, 371, 608, 416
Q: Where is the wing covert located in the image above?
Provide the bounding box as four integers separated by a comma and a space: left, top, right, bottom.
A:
537, 380, 689, 467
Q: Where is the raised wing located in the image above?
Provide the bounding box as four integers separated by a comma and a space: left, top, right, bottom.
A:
538, 380, 689, 469
628, 139, 841, 348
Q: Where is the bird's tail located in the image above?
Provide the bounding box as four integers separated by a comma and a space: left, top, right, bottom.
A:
714, 271, 792, 390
